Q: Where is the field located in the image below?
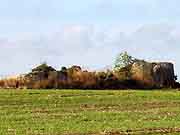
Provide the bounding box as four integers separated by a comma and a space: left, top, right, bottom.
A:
0, 89, 180, 135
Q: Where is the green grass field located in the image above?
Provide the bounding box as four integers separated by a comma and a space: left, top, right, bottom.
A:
0, 89, 180, 135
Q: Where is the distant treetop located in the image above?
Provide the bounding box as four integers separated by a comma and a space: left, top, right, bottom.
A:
113, 51, 136, 71
32, 63, 56, 72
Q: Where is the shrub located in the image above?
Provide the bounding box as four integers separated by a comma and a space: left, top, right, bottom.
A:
0, 80, 5, 88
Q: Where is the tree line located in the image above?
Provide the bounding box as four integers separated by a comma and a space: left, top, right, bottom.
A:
0, 52, 179, 89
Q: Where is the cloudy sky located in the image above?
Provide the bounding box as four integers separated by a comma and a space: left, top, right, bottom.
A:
0, 0, 180, 80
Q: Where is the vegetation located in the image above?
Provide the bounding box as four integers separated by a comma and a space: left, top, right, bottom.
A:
31, 63, 56, 72
113, 51, 135, 72
0, 52, 179, 89
0, 89, 180, 134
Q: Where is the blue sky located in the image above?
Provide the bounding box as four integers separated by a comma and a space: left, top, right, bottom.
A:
0, 0, 180, 22
0, 0, 180, 80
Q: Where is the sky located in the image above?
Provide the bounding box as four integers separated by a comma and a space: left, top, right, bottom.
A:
0, 0, 180, 80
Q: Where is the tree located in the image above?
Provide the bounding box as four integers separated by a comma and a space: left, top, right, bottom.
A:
61, 66, 67, 73
32, 62, 56, 72
113, 51, 135, 71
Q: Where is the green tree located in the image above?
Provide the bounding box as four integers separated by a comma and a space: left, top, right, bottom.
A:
113, 51, 135, 71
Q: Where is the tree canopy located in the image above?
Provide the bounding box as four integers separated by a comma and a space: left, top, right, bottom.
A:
113, 51, 135, 71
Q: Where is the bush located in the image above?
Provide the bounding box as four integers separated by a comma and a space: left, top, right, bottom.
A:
0, 80, 5, 88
